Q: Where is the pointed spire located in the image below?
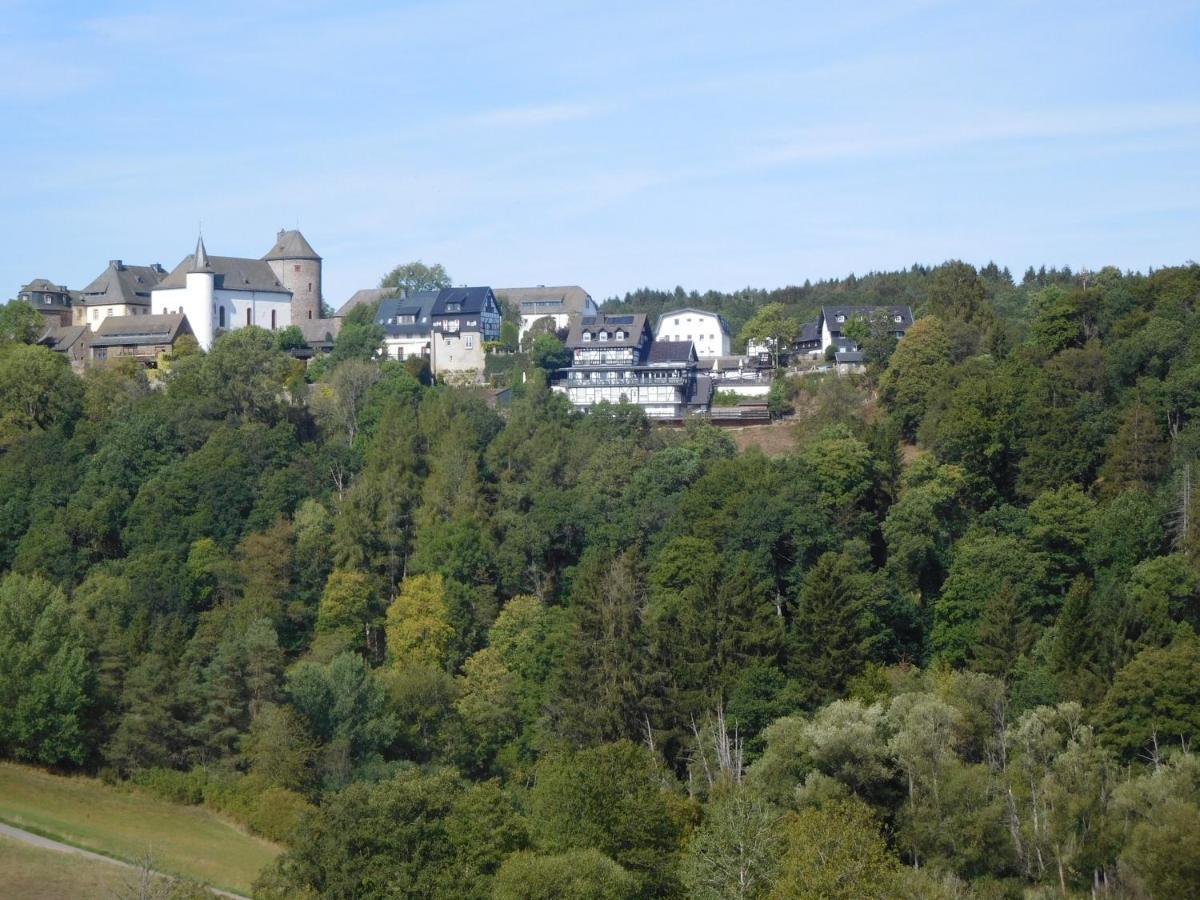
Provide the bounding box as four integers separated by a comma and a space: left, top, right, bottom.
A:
191, 235, 213, 273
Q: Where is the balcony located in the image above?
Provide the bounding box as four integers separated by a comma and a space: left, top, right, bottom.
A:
561, 374, 690, 387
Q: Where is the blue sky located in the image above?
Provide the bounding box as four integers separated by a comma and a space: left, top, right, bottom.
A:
4, 0, 1199, 304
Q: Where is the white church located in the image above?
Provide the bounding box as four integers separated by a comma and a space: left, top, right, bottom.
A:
152, 230, 323, 350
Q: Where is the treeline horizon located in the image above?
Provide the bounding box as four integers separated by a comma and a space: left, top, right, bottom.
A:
0, 259, 1198, 897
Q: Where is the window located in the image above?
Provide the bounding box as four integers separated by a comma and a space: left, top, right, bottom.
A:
308, 310, 312, 319
293, 265, 301, 272
674, 318, 680, 325
308, 282, 312, 292
465, 335, 474, 349
582, 332, 592, 342
598, 331, 608, 342
246, 309, 252, 326
836, 315, 845, 323
271, 310, 276, 329
615, 330, 625, 340
219, 307, 225, 328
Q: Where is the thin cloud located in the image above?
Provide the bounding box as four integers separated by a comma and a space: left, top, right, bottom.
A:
463, 101, 613, 128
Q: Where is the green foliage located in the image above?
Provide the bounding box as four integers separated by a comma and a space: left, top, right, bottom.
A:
493, 849, 638, 900
0, 573, 92, 765
0, 299, 46, 344
529, 332, 572, 371
1098, 634, 1200, 760
770, 798, 899, 899
0, 343, 83, 446
379, 260, 452, 296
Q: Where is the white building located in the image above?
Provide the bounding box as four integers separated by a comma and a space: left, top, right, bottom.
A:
499, 285, 599, 344
655, 307, 731, 358
152, 237, 293, 350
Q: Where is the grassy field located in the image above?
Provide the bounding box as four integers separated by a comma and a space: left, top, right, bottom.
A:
0, 834, 138, 900
0, 763, 280, 895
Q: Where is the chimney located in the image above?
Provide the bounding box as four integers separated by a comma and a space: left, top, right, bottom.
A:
109, 259, 123, 270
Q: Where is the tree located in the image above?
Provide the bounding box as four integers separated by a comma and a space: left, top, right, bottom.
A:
1097, 634, 1200, 760
0, 300, 46, 345
769, 798, 899, 900
528, 741, 683, 897
878, 317, 952, 438
493, 850, 638, 900
385, 573, 455, 669
275, 325, 308, 351
380, 260, 452, 296
0, 343, 83, 445
738, 303, 800, 368
680, 790, 782, 900
530, 333, 572, 371
0, 573, 93, 765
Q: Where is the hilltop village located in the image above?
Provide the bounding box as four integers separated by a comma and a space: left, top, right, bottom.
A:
16, 229, 913, 423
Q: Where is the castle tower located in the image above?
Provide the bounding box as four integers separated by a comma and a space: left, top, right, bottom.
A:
263, 229, 322, 322
184, 235, 216, 350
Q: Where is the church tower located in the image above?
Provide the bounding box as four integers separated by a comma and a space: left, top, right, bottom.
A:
263, 229, 322, 322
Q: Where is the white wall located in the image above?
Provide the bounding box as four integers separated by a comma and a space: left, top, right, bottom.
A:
382, 334, 430, 361
154, 281, 291, 350
655, 311, 730, 357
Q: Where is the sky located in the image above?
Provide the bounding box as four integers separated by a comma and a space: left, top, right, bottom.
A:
3, 0, 1199, 304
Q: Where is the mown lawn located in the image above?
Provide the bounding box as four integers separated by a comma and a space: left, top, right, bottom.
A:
0, 835, 134, 900
0, 763, 279, 895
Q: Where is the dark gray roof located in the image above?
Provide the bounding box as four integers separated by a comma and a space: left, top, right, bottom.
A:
834, 350, 864, 364
498, 285, 595, 315
821, 305, 913, 332
566, 313, 650, 348
191, 236, 213, 274
20, 278, 69, 294
90, 313, 191, 347
38, 324, 88, 352
336, 288, 393, 318
377, 293, 438, 337
657, 307, 731, 336
431, 287, 496, 317
79, 261, 167, 307
263, 229, 320, 261
796, 320, 820, 344
647, 340, 697, 365
156, 255, 289, 293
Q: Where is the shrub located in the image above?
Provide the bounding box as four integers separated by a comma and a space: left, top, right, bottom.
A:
132, 767, 207, 805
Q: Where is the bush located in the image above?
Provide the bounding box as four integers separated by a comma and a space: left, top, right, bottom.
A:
201, 772, 315, 842
132, 767, 207, 805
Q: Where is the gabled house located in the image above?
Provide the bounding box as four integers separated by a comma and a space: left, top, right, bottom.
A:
429, 287, 502, 377
89, 313, 193, 367
75, 260, 167, 326
554, 314, 709, 418
654, 307, 731, 358
499, 285, 598, 343
38, 324, 90, 370
377, 292, 438, 363
819, 305, 913, 354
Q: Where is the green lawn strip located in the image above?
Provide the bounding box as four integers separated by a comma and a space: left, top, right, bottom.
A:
0, 833, 135, 900
0, 763, 277, 895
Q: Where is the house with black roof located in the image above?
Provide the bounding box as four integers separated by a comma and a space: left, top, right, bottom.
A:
374, 287, 501, 378
18, 278, 75, 327
553, 313, 710, 418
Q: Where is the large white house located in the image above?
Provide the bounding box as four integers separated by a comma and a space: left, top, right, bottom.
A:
654, 307, 731, 358
152, 236, 294, 350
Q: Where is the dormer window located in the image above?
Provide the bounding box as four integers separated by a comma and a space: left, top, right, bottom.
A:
598, 331, 609, 341
894, 315, 903, 323
615, 330, 625, 340
582, 332, 592, 342
836, 315, 845, 323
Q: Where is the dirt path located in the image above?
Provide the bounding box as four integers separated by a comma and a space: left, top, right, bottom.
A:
0, 822, 249, 900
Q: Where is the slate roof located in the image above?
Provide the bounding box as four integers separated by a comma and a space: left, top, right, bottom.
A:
821, 305, 913, 333
646, 340, 698, 365
156, 255, 289, 294
78, 261, 167, 307
376, 293, 438, 337
20, 278, 69, 294
656, 307, 731, 336
565, 313, 650, 349
336, 288, 393, 318
39, 324, 88, 352
263, 229, 320, 261
431, 286, 497, 317
834, 350, 865, 364
90, 313, 191, 347
499, 285, 595, 316
796, 320, 821, 345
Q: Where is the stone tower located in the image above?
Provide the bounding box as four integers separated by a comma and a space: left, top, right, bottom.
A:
263, 229, 322, 323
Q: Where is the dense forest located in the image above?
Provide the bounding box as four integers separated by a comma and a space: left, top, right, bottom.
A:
1, 259, 1199, 898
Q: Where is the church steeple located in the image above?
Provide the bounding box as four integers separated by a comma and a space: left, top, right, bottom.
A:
191, 235, 213, 273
